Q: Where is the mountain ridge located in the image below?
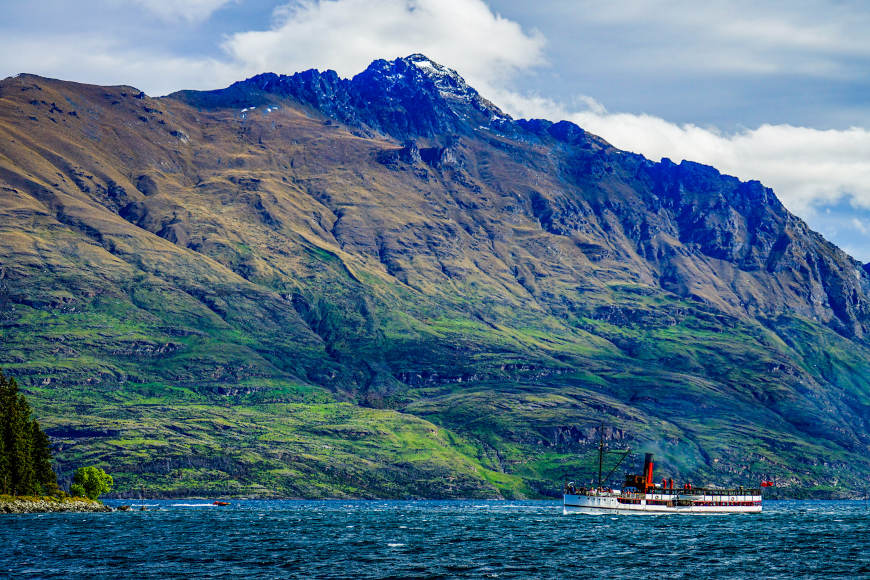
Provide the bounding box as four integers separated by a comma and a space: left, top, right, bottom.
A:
1, 56, 869, 498
172, 55, 870, 341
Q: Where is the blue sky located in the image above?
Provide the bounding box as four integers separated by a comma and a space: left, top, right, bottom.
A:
3, 0, 870, 260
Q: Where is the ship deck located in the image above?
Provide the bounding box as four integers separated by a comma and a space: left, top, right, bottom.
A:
563, 490, 762, 514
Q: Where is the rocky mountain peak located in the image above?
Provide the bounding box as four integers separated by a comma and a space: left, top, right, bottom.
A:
354, 54, 504, 115
348, 54, 507, 138
171, 54, 507, 141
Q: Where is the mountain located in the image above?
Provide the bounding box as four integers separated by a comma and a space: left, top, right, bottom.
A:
1, 55, 869, 498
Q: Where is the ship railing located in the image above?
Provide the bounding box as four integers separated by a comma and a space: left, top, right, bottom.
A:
567, 488, 762, 498
675, 488, 761, 496
621, 488, 761, 496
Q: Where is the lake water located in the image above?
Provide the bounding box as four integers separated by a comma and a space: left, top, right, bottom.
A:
2, 500, 868, 578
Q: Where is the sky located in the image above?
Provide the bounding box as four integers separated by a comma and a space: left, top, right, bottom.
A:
3, 0, 870, 260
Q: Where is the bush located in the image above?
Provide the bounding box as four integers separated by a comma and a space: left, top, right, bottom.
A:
71, 466, 113, 500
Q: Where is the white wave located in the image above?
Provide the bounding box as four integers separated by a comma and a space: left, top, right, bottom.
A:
170, 503, 218, 507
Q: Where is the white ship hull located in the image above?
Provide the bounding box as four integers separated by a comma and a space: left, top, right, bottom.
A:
563, 492, 762, 515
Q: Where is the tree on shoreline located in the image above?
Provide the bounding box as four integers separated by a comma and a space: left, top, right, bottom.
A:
0, 370, 59, 495
70, 466, 113, 500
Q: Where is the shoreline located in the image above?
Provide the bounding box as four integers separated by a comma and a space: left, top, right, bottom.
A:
0, 496, 112, 513
4, 495, 864, 512
103, 496, 868, 503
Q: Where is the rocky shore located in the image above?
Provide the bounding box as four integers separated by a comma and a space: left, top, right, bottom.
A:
0, 496, 112, 513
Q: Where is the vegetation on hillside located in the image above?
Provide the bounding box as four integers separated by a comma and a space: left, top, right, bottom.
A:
1, 63, 869, 499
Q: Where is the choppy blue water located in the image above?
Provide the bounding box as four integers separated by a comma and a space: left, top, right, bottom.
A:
1, 500, 868, 578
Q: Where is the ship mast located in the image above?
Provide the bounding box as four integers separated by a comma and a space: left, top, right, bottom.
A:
597, 424, 604, 490
594, 424, 630, 491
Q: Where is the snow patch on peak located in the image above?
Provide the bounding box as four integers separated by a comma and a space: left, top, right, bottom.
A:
406, 55, 457, 78
403, 55, 473, 100
412, 58, 436, 73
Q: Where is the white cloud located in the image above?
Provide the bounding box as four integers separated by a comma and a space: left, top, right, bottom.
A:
223, 0, 546, 87
0, 34, 243, 95
0, 0, 546, 96
127, 0, 236, 22
3, 0, 870, 258
493, 90, 870, 219
568, 0, 870, 77
1, 0, 545, 95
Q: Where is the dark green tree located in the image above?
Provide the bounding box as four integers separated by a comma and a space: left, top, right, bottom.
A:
9, 392, 34, 495
0, 378, 7, 493
0, 370, 58, 495
70, 466, 113, 500
0, 371, 31, 494
31, 421, 58, 495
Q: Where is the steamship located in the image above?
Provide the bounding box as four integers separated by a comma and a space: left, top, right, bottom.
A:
563, 444, 764, 514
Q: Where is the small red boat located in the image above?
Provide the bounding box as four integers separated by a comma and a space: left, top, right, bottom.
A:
212, 501, 230, 506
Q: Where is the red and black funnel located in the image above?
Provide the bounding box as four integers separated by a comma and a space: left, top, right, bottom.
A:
643, 453, 654, 489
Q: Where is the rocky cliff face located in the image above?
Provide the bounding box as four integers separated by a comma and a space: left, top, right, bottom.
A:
176, 54, 870, 340
1, 56, 869, 498
174, 54, 505, 140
